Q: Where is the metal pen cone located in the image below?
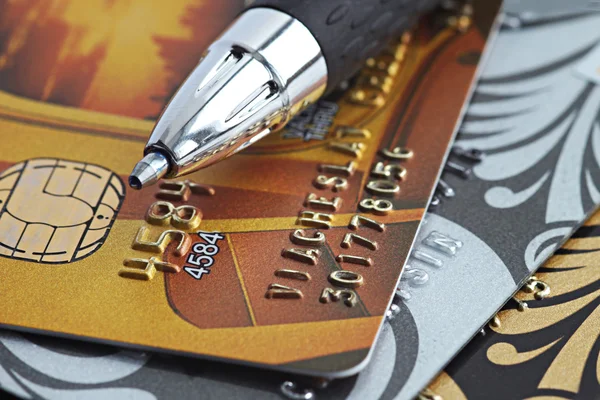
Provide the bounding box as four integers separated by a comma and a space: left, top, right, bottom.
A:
140, 8, 327, 178
129, 152, 170, 190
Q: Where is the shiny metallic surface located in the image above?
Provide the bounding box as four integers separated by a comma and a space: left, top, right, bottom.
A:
143, 8, 328, 178
129, 152, 170, 189
280, 381, 315, 400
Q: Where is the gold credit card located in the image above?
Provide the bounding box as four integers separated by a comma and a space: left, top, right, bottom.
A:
427, 210, 600, 399
0, 0, 500, 376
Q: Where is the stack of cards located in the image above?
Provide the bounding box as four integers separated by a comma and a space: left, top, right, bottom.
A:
0, 0, 597, 399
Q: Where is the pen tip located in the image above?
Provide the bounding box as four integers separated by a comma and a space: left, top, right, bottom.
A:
128, 175, 143, 190
128, 152, 170, 190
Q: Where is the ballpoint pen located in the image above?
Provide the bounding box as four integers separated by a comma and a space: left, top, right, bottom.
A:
129, 0, 441, 189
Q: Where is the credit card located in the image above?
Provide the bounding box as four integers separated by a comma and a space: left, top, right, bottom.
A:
2, 212, 598, 400
0, 0, 500, 377
386, 10, 600, 399
427, 211, 600, 399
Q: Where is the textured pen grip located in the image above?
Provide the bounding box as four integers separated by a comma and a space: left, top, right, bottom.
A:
248, 0, 441, 93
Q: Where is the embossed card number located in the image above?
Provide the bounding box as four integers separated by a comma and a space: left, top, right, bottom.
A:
120, 183, 215, 281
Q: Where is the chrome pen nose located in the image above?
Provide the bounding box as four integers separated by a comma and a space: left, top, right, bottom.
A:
129, 152, 170, 190
137, 8, 327, 181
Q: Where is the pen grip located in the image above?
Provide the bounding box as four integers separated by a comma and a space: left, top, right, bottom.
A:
249, 0, 441, 93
